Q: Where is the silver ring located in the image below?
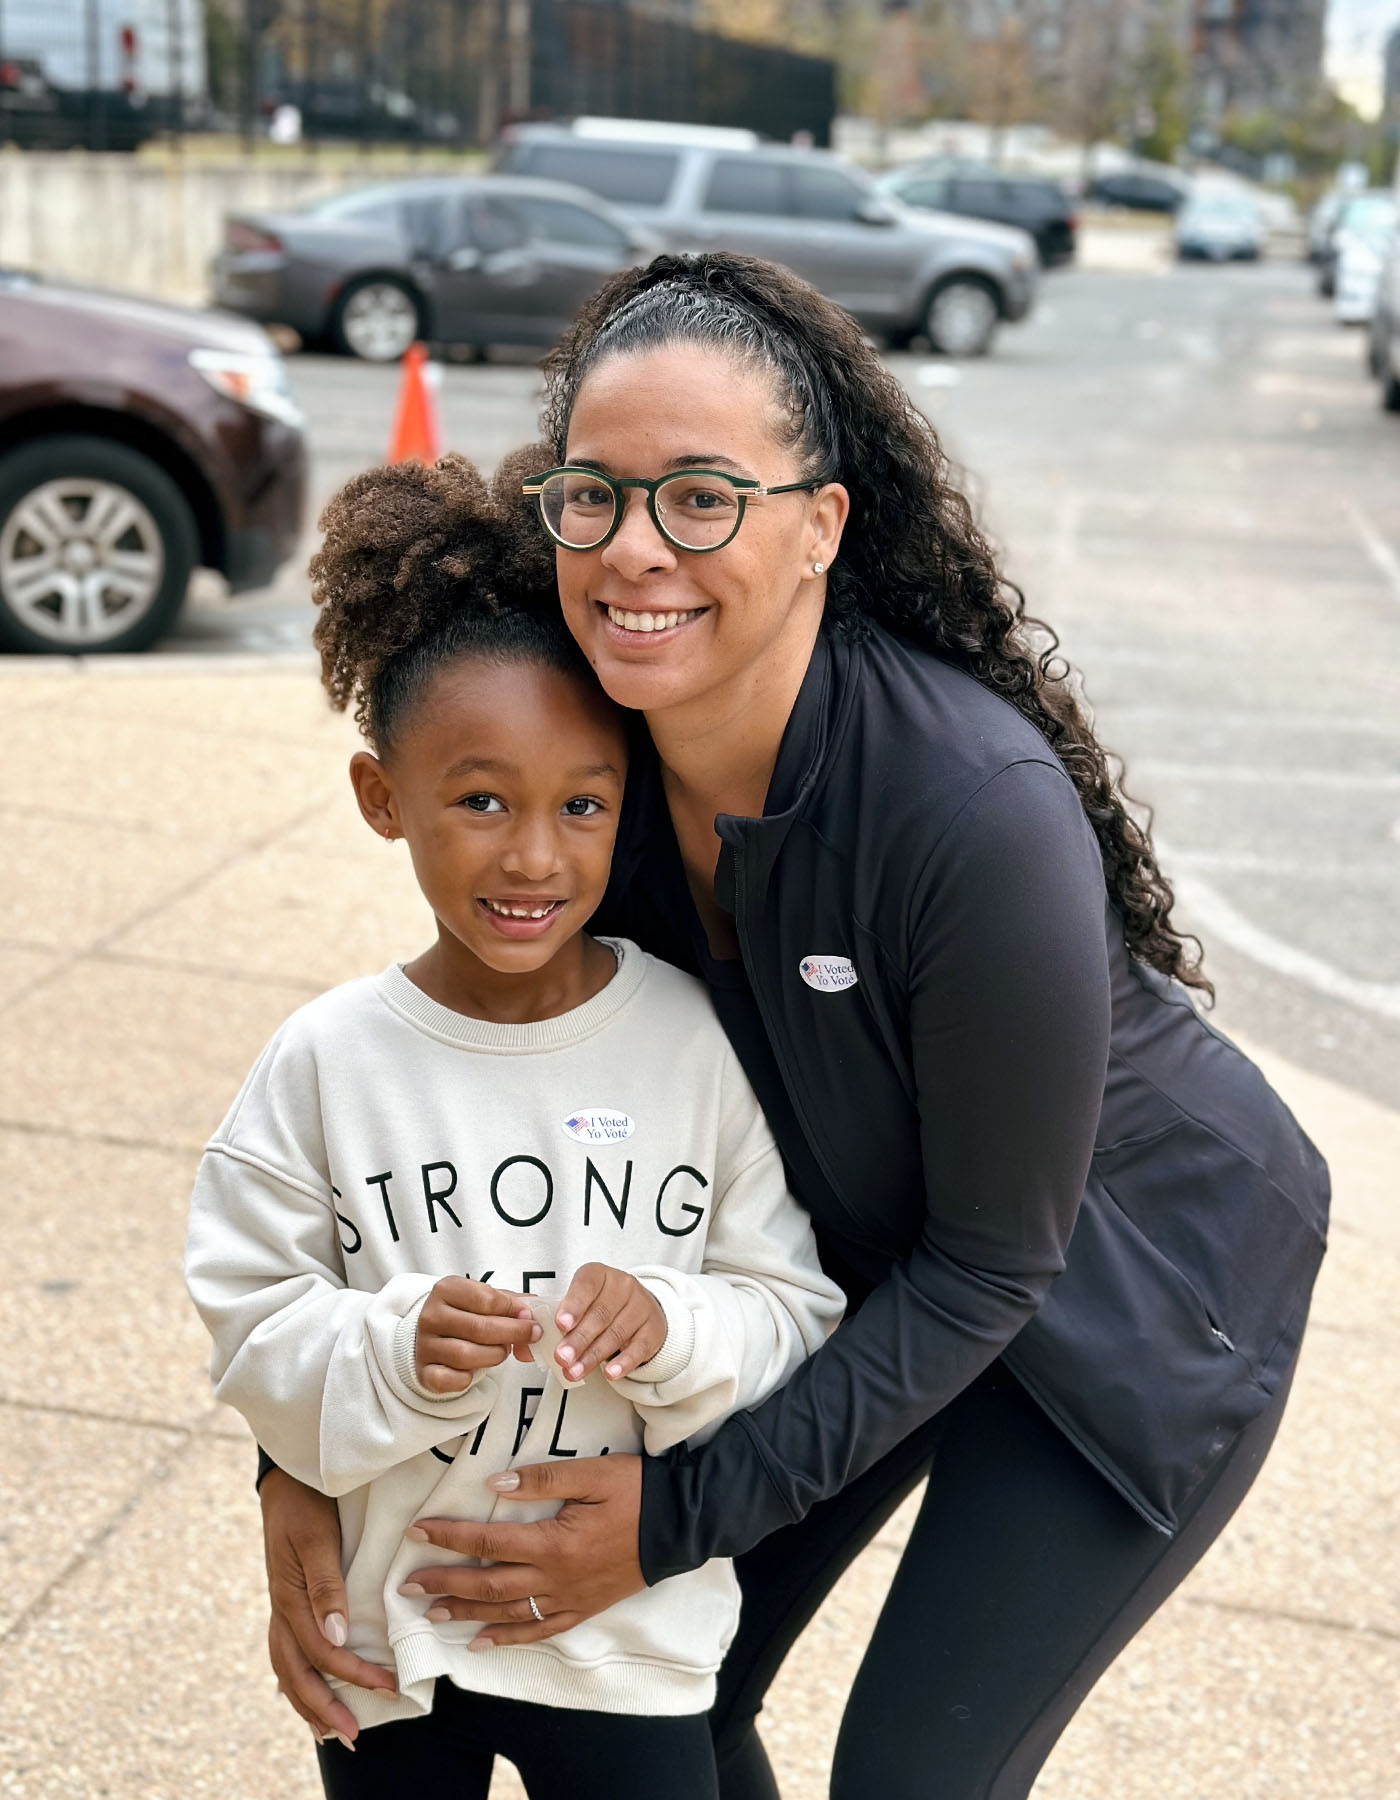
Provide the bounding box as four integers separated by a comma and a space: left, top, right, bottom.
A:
527, 1594, 544, 1623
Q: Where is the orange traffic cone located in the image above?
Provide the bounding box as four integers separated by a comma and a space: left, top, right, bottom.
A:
387, 342, 442, 465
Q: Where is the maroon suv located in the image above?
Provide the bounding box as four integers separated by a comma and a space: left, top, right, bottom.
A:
0, 270, 307, 653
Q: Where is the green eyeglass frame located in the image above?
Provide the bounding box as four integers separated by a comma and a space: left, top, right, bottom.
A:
522, 466, 819, 554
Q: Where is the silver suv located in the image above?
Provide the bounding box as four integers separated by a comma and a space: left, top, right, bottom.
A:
493, 124, 1038, 357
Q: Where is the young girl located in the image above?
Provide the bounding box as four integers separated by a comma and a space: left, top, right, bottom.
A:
183, 452, 844, 1800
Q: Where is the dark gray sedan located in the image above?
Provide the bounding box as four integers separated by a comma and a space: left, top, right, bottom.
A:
210, 175, 656, 361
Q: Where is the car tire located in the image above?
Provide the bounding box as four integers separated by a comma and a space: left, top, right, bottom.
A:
1382, 368, 1400, 413
0, 435, 198, 655
331, 276, 424, 362
923, 278, 1000, 357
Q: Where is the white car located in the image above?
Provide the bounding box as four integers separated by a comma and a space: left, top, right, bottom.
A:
1333, 192, 1399, 325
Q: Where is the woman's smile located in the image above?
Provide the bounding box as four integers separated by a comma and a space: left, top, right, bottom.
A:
596, 599, 709, 641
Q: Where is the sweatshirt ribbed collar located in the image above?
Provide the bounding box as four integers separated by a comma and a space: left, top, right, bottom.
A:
373, 937, 645, 1054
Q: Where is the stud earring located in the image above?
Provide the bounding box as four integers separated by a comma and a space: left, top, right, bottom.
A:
813, 561, 826, 574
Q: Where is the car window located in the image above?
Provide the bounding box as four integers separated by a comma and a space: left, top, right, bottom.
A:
790, 165, 867, 221
307, 188, 407, 228
518, 144, 679, 206
949, 179, 1007, 213
463, 194, 529, 254
400, 194, 449, 254
703, 157, 789, 216
512, 196, 629, 251
898, 177, 948, 207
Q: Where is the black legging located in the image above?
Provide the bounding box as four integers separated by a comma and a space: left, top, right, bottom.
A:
712, 1359, 1294, 1800
316, 1685, 718, 1799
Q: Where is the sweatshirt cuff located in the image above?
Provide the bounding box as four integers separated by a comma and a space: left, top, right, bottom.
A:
630, 1280, 696, 1385
392, 1297, 478, 1405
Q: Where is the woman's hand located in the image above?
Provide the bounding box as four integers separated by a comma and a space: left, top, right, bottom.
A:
261, 1467, 398, 1745
400, 1453, 644, 1647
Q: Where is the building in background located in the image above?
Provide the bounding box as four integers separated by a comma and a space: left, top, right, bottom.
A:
1190, 0, 1325, 129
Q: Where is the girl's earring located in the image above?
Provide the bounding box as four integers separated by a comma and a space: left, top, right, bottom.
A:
813, 561, 826, 574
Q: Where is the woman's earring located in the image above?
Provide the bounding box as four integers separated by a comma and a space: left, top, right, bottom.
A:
813, 561, 826, 574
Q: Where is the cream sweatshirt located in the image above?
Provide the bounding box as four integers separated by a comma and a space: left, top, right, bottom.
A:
184, 939, 844, 1725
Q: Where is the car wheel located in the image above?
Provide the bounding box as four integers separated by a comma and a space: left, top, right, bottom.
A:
331, 277, 423, 362
0, 436, 197, 654
1382, 369, 1400, 413
923, 279, 999, 357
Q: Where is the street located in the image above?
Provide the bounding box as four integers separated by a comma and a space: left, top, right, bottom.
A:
172, 255, 1400, 1114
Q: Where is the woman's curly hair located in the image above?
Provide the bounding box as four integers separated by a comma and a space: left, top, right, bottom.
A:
310, 448, 563, 753
530, 252, 1208, 995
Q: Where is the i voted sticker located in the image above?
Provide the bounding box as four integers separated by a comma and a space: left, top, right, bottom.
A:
562, 1108, 635, 1144
799, 955, 858, 994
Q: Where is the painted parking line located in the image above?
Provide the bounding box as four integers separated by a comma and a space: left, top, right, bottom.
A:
1167, 856, 1400, 1024
1344, 497, 1400, 607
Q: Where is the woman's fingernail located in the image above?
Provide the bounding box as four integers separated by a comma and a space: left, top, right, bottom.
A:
426, 1606, 451, 1622
323, 1611, 348, 1647
486, 1470, 520, 1492
335, 1734, 356, 1754
404, 1525, 430, 1542
398, 1582, 426, 1596
557, 1313, 574, 1330
469, 1637, 493, 1652
530, 1325, 542, 1340
606, 1363, 622, 1379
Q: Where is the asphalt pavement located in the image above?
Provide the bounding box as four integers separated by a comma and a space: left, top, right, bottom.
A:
170, 254, 1400, 1114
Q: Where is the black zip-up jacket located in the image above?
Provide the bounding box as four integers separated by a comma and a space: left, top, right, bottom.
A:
594, 620, 1329, 1583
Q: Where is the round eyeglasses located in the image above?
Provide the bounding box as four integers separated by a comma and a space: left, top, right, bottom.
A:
522, 467, 818, 555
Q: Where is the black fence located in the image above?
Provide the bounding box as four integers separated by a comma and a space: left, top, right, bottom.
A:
0, 0, 835, 151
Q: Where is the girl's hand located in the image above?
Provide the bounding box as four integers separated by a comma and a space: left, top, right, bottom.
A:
416, 1278, 541, 1393
554, 1263, 667, 1382
261, 1468, 398, 1746
402, 1453, 645, 1645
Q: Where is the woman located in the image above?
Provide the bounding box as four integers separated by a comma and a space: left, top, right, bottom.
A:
258, 254, 1328, 1799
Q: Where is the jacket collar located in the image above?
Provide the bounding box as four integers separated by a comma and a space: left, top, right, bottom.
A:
714, 622, 844, 904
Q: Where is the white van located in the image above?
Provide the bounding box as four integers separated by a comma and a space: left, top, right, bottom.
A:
1, 0, 204, 102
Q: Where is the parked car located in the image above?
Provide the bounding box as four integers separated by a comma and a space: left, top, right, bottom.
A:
494, 123, 1039, 357
876, 161, 1076, 267
212, 175, 656, 362
1315, 190, 1395, 299
1330, 191, 1398, 324
1367, 230, 1400, 411
0, 271, 306, 652
1173, 191, 1266, 261
1085, 170, 1189, 214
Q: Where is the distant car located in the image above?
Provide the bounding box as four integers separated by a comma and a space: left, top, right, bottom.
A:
1329, 191, 1397, 324
1085, 170, 1189, 214
0, 271, 306, 653
494, 122, 1039, 357
1368, 230, 1400, 410
1174, 192, 1266, 262
1306, 190, 1348, 264
876, 162, 1076, 267
1315, 190, 1396, 299
212, 175, 657, 362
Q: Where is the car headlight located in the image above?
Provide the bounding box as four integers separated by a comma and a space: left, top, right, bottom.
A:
188, 348, 304, 428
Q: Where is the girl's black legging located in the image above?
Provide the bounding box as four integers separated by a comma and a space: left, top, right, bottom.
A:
316, 1685, 718, 1799
712, 1358, 1294, 1800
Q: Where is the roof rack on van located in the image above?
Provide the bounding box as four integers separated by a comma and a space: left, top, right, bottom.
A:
569, 116, 760, 148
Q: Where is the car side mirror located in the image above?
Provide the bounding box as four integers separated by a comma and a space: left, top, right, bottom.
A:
444, 245, 483, 272
856, 198, 897, 226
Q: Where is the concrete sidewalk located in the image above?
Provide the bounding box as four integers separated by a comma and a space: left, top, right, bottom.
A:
0, 657, 1395, 1800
